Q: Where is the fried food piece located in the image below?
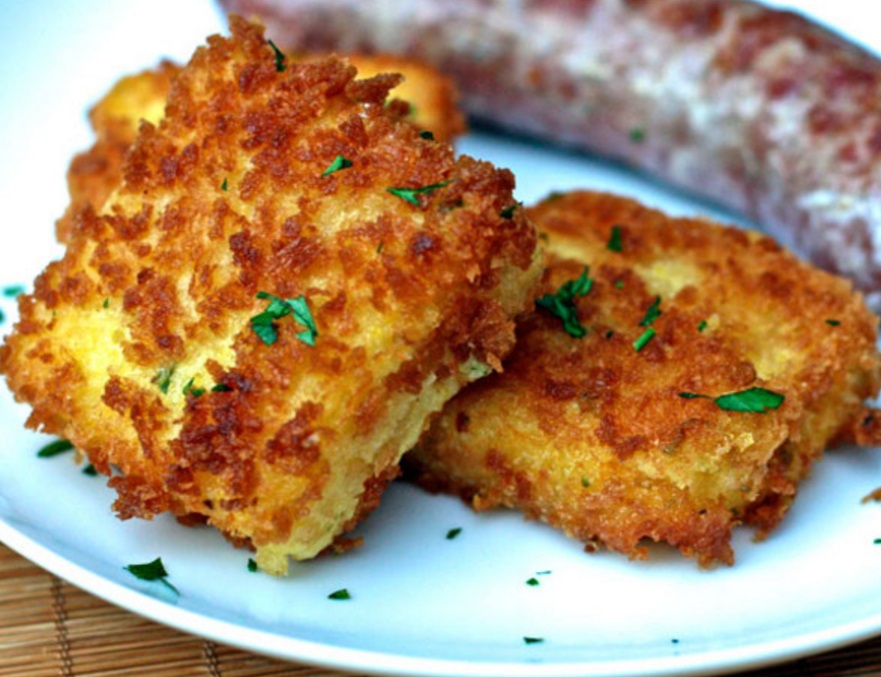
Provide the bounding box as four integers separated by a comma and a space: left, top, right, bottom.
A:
1, 16, 540, 575
59, 52, 465, 242
406, 190, 881, 567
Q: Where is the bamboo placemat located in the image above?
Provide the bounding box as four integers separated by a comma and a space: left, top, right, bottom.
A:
1, 542, 879, 677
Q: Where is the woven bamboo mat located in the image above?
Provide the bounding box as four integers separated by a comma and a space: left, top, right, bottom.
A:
1, 542, 880, 677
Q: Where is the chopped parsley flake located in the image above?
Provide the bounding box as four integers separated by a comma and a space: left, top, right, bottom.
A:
678, 387, 785, 413
82, 464, 98, 476
500, 202, 522, 219
607, 225, 623, 252
37, 439, 74, 458
251, 292, 318, 347
212, 383, 233, 392
247, 558, 258, 572
0, 309, 4, 324
3, 284, 25, 297
639, 296, 662, 327
322, 154, 353, 176
183, 378, 206, 398
154, 364, 176, 394
386, 180, 451, 206
629, 128, 646, 143
446, 527, 462, 540
535, 266, 593, 338
221, 178, 228, 191
328, 588, 351, 600
523, 637, 544, 645
125, 557, 179, 595
376, 241, 385, 254
874, 538, 881, 545
418, 130, 435, 140
714, 387, 785, 413
633, 327, 656, 352
826, 319, 841, 326
267, 39, 286, 72
698, 320, 708, 332
102, 298, 110, 309
581, 476, 591, 488
526, 577, 540, 586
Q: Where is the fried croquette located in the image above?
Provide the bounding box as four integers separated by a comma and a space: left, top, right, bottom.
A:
60, 52, 465, 242
1, 16, 541, 575
405, 190, 881, 567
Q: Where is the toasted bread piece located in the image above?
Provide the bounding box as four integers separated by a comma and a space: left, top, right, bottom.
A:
406, 190, 881, 566
1, 17, 540, 575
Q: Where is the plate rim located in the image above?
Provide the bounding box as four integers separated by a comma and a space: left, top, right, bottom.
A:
3, 513, 881, 677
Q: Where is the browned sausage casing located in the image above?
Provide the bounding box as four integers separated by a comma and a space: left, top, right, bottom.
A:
220, 0, 881, 310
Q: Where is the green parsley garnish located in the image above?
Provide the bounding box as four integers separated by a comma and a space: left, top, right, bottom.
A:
250, 292, 318, 347
0, 309, 5, 324
247, 558, 258, 572
3, 284, 25, 297
639, 296, 662, 327
37, 439, 74, 458
328, 588, 351, 600
581, 476, 591, 488
212, 383, 233, 392
500, 202, 522, 219
633, 327, 656, 352
102, 298, 110, 309
154, 364, 176, 394
826, 319, 841, 326
714, 387, 785, 413
523, 637, 544, 645
386, 180, 451, 206
607, 225, 623, 252
221, 178, 228, 191
183, 378, 206, 398
629, 128, 646, 143
124, 557, 179, 595
526, 577, 540, 587
376, 241, 385, 254
322, 154, 353, 177
698, 320, 708, 332
418, 130, 435, 140
267, 39, 286, 72
678, 387, 785, 413
446, 527, 462, 540
82, 464, 98, 476
535, 266, 593, 338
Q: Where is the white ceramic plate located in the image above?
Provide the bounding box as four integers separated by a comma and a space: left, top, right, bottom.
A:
2, 2, 881, 676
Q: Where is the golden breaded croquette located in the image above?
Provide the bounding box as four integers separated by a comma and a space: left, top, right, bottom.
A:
406, 190, 881, 567
60, 51, 464, 243
1, 16, 541, 575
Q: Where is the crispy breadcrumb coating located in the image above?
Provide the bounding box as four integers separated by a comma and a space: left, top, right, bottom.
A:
59, 51, 464, 242
1, 16, 540, 575
406, 190, 881, 567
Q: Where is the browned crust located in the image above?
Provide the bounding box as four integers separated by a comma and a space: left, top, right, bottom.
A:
407, 190, 881, 567
1, 16, 539, 572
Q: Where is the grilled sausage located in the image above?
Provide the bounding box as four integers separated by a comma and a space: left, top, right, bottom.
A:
220, 0, 881, 309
